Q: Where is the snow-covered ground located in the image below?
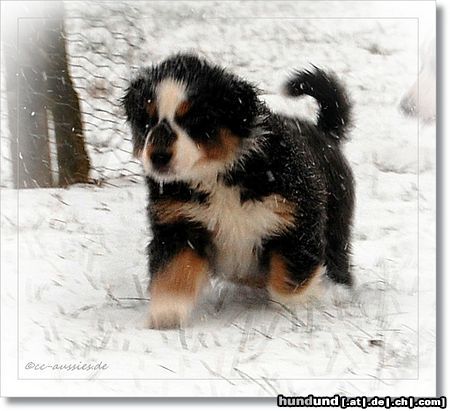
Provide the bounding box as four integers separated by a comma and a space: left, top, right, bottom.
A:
1, 1, 436, 397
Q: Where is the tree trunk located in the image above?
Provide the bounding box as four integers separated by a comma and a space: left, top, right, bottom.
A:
3, 1, 90, 188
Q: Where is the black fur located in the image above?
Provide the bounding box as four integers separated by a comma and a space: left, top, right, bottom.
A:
222, 111, 354, 285
145, 177, 213, 277
123, 53, 355, 304
284, 66, 352, 140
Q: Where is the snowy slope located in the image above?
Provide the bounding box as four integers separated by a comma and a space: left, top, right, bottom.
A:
1, 0, 436, 397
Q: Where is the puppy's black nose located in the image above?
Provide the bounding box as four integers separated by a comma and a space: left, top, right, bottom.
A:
151, 151, 172, 169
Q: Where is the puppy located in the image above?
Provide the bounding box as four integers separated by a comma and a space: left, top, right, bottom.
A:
123, 54, 355, 329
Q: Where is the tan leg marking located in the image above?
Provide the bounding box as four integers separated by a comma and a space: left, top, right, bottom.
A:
133, 142, 154, 161
147, 249, 209, 329
267, 253, 325, 305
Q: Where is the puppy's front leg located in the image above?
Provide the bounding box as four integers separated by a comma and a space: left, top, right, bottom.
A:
147, 248, 209, 329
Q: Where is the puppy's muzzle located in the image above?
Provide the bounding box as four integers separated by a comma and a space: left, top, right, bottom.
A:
149, 120, 176, 172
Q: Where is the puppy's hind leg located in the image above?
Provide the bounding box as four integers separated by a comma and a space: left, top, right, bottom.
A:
324, 175, 354, 287
265, 207, 328, 305
325, 227, 353, 286
266, 252, 326, 306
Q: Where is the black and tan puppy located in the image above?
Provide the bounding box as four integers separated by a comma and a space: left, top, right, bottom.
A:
123, 53, 355, 329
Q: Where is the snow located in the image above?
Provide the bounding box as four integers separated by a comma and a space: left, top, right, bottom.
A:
0, 0, 436, 397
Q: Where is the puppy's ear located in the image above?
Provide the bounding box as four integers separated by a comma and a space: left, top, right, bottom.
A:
121, 74, 154, 158
121, 76, 147, 126
224, 77, 260, 137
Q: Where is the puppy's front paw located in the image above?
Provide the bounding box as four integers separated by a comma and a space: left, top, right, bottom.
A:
145, 249, 209, 329
146, 297, 193, 329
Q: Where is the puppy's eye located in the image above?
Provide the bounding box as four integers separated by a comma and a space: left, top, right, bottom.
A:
175, 100, 191, 118
145, 99, 157, 118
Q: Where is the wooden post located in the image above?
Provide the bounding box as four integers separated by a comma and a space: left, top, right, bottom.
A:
3, 1, 91, 188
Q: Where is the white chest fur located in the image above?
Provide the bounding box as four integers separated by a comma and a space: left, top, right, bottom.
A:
192, 183, 295, 279
154, 182, 296, 280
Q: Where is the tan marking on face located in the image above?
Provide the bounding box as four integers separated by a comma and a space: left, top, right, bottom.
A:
146, 249, 209, 329
199, 128, 240, 162
145, 100, 157, 118
171, 128, 241, 181
175, 100, 191, 118
140, 142, 165, 176
168, 128, 242, 182
267, 254, 325, 305
143, 142, 154, 159
133, 146, 143, 159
